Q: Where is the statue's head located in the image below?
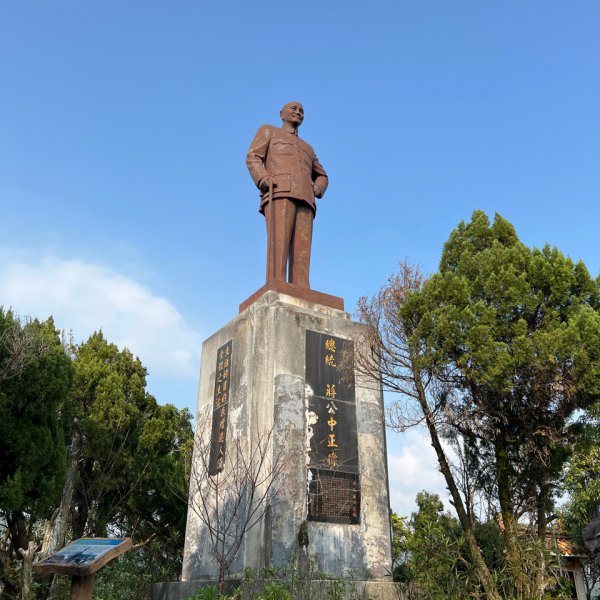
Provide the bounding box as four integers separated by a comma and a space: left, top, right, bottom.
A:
280, 101, 304, 128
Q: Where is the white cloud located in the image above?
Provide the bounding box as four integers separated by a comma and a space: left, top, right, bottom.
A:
0, 249, 462, 507
386, 428, 453, 517
0, 250, 202, 380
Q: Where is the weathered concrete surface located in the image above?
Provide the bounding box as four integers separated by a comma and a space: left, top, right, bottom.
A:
180, 291, 392, 583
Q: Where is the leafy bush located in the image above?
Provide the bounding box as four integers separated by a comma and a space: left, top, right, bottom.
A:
186, 584, 228, 600
257, 581, 290, 600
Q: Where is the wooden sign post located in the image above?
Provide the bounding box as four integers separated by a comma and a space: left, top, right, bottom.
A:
34, 538, 132, 600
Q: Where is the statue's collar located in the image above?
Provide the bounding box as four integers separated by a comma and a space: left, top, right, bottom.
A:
282, 125, 298, 136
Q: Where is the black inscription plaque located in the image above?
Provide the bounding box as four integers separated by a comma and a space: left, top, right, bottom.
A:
306, 330, 355, 402
208, 340, 233, 475
308, 470, 360, 525
306, 330, 360, 524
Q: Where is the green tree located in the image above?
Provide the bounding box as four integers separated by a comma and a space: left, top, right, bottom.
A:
561, 443, 600, 600
127, 401, 194, 551
0, 309, 74, 597
390, 511, 410, 569
561, 396, 600, 537
67, 332, 192, 541
357, 262, 503, 598
0, 315, 193, 598
393, 492, 476, 599
357, 211, 600, 599
64, 331, 193, 596
405, 212, 600, 597
562, 447, 600, 542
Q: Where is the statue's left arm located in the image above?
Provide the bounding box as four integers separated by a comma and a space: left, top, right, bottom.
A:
312, 154, 328, 199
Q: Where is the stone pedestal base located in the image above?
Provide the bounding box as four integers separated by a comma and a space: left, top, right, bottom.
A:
175, 290, 391, 592
239, 281, 344, 313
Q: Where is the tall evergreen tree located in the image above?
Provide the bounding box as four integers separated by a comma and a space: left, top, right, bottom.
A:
357, 211, 600, 598
68, 331, 193, 548
0, 310, 73, 595
401, 211, 600, 596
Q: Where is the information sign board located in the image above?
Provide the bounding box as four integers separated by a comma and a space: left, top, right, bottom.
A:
34, 537, 132, 577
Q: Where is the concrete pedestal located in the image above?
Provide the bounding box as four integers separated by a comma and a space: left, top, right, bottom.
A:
159, 290, 393, 597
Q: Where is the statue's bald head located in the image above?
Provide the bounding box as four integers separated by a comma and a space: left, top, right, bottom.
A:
280, 102, 304, 128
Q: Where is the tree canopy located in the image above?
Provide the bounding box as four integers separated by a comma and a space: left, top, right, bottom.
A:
358, 211, 600, 599
0, 311, 73, 552
403, 211, 600, 533
69, 331, 193, 543
0, 316, 193, 600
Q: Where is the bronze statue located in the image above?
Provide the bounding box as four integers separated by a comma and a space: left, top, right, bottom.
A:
247, 102, 328, 290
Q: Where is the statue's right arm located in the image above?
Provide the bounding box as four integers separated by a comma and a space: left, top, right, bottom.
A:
246, 125, 271, 188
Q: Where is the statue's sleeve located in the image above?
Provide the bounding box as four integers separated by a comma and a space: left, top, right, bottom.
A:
246, 125, 271, 187
312, 154, 328, 198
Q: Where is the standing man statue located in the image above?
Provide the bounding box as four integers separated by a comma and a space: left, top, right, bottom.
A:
246, 102, 328, 290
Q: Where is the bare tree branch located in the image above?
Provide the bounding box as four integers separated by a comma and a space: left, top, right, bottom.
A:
183, 417, 289, 593
354, 260, 503, 600
0, 315, 52, 384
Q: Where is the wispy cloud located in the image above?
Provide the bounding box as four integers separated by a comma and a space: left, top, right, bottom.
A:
387, 428, 452, 517
0, 249, 460, 505
0, 250, 201, 380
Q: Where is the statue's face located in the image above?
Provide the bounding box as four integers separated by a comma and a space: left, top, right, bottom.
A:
280, 102, 304, 127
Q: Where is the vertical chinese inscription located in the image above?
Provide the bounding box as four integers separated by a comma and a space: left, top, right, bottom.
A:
306, 330, 360, 524
208, 340, 233, 476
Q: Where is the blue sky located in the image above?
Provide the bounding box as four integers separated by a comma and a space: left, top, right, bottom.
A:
1, 1, 599, 516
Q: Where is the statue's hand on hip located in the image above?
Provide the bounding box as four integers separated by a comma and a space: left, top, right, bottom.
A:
259, 177, 273, 193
